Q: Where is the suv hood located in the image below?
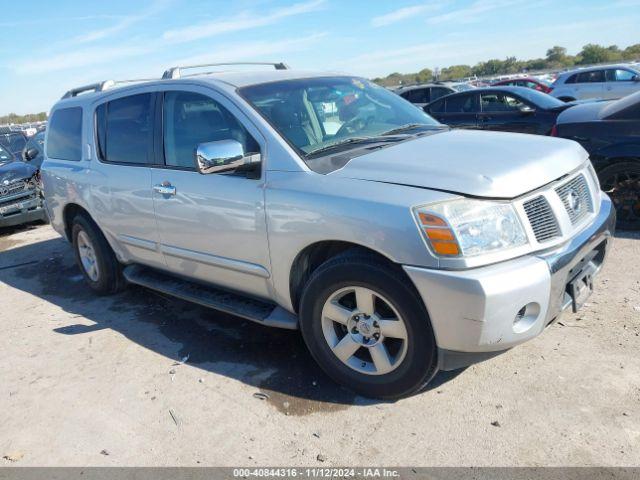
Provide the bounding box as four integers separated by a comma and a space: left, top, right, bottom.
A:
329, 129, 588, 199
0, 161, 38, 184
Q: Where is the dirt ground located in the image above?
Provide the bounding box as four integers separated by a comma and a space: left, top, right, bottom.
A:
0, 223, 639, 466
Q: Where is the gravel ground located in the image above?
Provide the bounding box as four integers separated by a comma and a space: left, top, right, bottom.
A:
0, 223, 638, 466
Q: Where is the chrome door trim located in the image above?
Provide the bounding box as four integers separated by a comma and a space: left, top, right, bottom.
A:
117, 234, 159, 252
160, 244, 270, 278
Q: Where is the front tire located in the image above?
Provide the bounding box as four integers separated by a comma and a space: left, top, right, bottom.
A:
599, 161, 640, 231
72, 215, 124, 294
299, 252, 438, 399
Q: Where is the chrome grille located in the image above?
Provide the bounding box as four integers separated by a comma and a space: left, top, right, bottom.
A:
555, 174, 593, 225
0, 180, 27, 198
523, 195, 560, 243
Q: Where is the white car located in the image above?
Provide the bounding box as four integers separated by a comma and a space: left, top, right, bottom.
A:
551, 64, 640, 102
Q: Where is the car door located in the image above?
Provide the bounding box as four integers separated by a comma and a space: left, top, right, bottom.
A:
150, 87, 272, 299
478, 92, 537, 134
91, 92, 166, 270
605, 69, 640, 99
430, 93, 479, 129
573, 70, 606, 100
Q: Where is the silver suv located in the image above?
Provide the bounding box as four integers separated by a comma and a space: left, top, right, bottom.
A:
42, 63, 615, 398
551, 64, 640, 102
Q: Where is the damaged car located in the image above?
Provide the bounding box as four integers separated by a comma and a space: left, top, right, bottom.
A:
0, 144, 47, 229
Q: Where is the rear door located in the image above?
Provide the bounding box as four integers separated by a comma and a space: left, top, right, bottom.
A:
150, 86, 272, 299
478, 91, 537, 133
605, 68, 640, 99
91, 92, 166, 269
430, 93, 479, 129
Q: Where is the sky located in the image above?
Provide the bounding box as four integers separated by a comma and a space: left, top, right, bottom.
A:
1, 0, 639, 115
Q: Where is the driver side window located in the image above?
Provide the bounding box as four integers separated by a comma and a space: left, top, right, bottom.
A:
163, 91, 259, 169
481, 93, 524, 112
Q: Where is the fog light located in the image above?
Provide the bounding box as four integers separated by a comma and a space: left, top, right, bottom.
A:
513, 302, 540, 333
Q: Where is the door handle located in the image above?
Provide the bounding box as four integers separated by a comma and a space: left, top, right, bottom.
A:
153, 182, 176, 196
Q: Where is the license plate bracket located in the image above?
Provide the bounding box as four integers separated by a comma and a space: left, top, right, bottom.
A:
567, 265, 596, 313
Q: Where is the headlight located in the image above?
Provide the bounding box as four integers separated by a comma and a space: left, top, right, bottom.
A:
414, 199, 528, 257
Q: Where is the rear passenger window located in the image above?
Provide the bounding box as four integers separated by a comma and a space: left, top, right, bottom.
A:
429, 99, 445, 113
430, 88, 450, 101
401, 88, 429, 104
163, 91, 259, 169
576, 70, 605, 83
96, 93, 153, 164
47, 107, 82, 161
445, 94, 475, 113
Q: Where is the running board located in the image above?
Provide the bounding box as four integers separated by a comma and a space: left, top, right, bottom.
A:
122, 265, 298, 330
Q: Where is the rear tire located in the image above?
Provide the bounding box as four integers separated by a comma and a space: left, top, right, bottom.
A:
72, 215, 125, 294
299, 251, 438, 399
598, 161, 640, 231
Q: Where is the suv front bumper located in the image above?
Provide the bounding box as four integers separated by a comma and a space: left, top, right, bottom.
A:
403, 195, 616, 371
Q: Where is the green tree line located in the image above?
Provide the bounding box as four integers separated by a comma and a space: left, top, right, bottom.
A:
373, 43, 640, 87
0, 112, 48, 125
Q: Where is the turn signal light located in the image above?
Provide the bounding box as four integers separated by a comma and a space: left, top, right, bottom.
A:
417, 212, 461, 256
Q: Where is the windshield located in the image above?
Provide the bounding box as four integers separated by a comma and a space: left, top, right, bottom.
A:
0, 144, 14, 165
240, 76, 440, 158
512, 88, 565, 109
0, 133, 26, 153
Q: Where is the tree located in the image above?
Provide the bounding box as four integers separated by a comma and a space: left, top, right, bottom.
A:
414, 68, 433, 83
439, 64, 472, 81
0, 112, 47, 125
546, 46, 568, 64
623, 43, 640, 60
370, 42, 638, 89
578, 43, 621, 65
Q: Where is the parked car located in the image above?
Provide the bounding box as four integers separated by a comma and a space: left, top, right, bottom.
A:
491, 77, 553, 93
21, 131, 45, 169
551, 64, 640, 102
552, 90, 640, 230
424, 86, 573, 135
395, 84, 455, 108
0, 131, 28, 157
0, 144, 46, 228
42, 65, 614, 399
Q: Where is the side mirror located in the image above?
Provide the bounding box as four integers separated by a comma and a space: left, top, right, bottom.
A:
519, 104, 535, 114
24, 147, 39, 161
194, 140, 260, 175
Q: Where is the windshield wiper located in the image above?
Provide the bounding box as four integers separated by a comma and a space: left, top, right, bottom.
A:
379, 123, 442, 136
306, 136, 396, 158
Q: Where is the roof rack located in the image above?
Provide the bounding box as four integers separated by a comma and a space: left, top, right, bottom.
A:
61, 61, 290, 99
162, 62, 289, 79
61, 78, 158, 99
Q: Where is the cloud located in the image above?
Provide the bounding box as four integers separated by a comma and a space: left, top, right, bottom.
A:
71, 0, 173, 44
169, 33, 328, 66
0, 15, 123, 28
14, 32, 327, 76
162, 0, 325, 44
426, 0, 526, 25
371, 2, 447, 27
15, 45, 155, 74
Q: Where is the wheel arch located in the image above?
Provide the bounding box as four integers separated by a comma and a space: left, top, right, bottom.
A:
62, 203, 94, 242
288, 240, 410, 314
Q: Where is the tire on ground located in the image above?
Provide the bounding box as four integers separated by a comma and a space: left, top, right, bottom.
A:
71, 214, 125, 294
598, 161, 640, 231
299, 250, 438, 399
